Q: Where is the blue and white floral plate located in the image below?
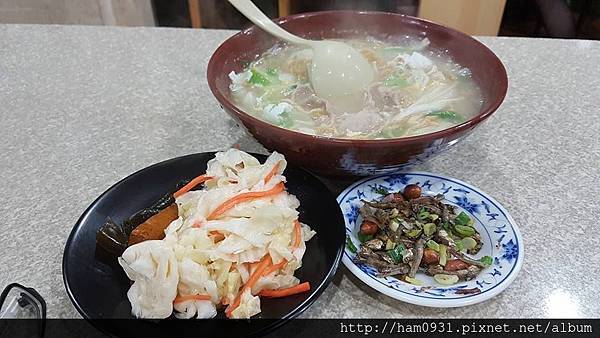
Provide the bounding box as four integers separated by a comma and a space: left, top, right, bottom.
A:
338, 172, 523, 307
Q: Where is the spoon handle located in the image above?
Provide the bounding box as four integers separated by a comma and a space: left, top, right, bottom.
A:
228, 0, 311, 46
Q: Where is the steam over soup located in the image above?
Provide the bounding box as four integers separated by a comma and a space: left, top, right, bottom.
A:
228, 37, 483, 139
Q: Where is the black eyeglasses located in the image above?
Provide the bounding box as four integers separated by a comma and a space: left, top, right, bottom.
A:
0, 283, 46, 337
0, 283, 46, 319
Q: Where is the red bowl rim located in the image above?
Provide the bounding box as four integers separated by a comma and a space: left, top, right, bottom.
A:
207, 10, 508, 146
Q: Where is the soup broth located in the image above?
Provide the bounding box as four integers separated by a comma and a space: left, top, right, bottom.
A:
228, 37, 483, 139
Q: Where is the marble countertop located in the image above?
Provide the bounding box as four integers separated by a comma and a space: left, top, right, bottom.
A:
1, 24, 599, 320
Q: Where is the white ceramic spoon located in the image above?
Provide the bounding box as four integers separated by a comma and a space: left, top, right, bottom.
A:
229, 0, 374, 112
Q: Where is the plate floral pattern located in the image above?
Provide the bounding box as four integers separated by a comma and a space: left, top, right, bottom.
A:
338, 172, 524, 307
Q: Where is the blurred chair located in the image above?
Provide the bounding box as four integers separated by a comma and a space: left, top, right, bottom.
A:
533, 0, 575, 38
188, 0, 202, 28
418, 0, 507, 36
278, 0, 291, 17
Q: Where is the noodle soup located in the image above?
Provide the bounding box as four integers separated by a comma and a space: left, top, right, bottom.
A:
228, 37, 483, 139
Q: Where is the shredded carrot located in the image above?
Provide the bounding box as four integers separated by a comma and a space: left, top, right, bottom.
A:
263, 259, 287, 276
226, 295, 242, 317
226, 255, 272, 318
248, 261, 259, 274
245, 257, 271, 289
221, 297, 229, 306
259, 282, 311, 298
263, 162, 280, 183
293, 220, 302, 248
207, 182, 285, 220
173, 294, 211, 303
173, 174, 212, 198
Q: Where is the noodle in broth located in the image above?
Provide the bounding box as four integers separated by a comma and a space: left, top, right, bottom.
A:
229, 37, 483, 139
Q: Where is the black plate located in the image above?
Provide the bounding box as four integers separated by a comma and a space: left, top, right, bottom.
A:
62, 152, 345, 336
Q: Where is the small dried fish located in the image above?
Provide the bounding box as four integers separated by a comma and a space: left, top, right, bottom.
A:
360, 204, 392, 227
426, 265, 481, 280
398, 237, 416, 248
435, 229, 456, 249
440, 204, 453, 224
354, 246, 409, 277
376, 251, 396, 265
454, 287, 481, 295
377, 264, 410, 278
409, 238, 425, 277
448, 247, 487, 268
364, 238, 384, 250
356, 246, 380, 261
359, 204, 379, 224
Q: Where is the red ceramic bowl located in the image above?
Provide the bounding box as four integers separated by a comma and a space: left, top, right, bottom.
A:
207, 11, 507, 178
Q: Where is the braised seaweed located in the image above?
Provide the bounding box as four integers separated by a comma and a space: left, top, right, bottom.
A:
121, 191, 176, 235
96, 218, 129, 256
95, 179, 191, 256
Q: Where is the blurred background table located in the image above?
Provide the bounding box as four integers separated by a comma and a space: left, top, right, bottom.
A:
0, 24, 599, 321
